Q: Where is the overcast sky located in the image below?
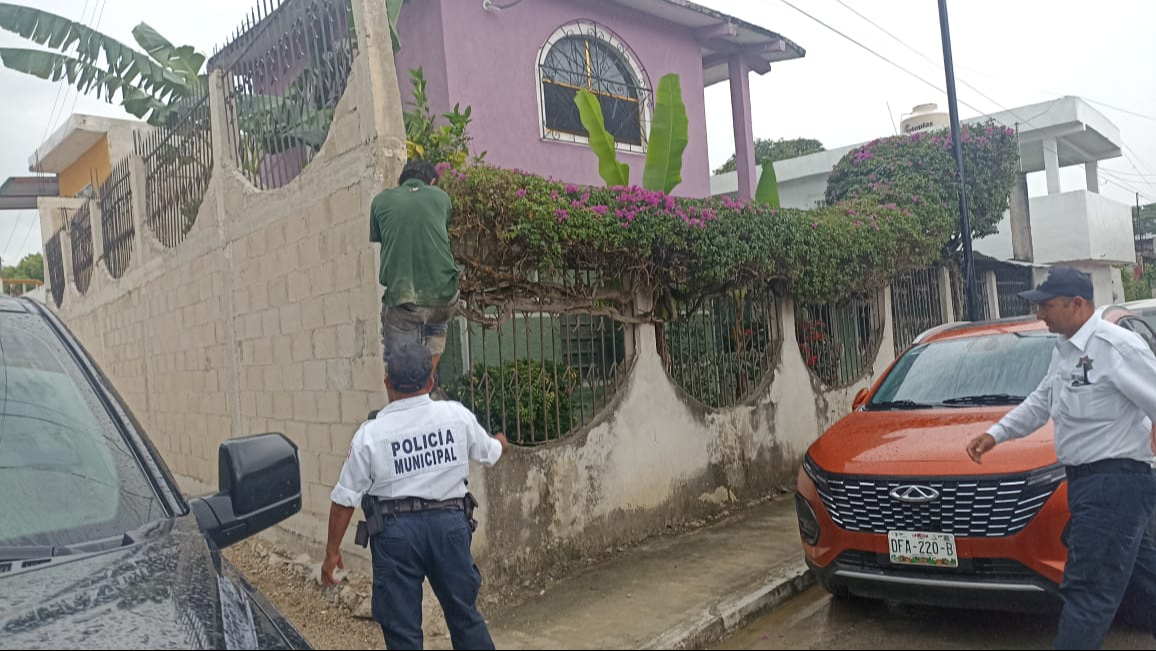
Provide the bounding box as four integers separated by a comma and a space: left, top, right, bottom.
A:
1, 0, 1154, 267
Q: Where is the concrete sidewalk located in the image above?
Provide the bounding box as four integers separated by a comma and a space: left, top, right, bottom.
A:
457, 497, 813, 650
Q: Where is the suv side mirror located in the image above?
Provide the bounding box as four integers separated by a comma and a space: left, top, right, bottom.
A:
852, 388, 870, 412
191, 433, 301, 549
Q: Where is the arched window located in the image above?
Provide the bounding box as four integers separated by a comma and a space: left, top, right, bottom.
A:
537, 21, 651, 152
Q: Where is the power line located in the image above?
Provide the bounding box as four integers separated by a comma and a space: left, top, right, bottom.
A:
758, 0, 1156, 206
32, 0, 95, 203
1085, 98, 1156, 123
64, 0, 110, 121
45, 0, 96, 138
825, 0, 1067, 136
1100, 171, 1156, 201
13, 214, 41, 261
1097, 167, 1156, 181
1124, 144, 1156, 179
1, 214, 27, 263
830, 0, 1006, 114
817, 0, 1156, 199
766, 0, 987, 116
954, 64, 1156, 123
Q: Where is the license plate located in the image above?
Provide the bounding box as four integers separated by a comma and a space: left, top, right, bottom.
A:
888, 531, 958, 567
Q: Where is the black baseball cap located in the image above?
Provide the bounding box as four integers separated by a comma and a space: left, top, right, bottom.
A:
387, 343, 433, 393
1018, 266, 1094, 302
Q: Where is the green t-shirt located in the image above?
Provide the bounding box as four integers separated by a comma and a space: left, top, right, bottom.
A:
369, 178, 460, 306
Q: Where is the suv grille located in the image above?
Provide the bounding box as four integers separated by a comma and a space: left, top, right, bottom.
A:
805, 458, 1065, 538
836, 550, 1038, 578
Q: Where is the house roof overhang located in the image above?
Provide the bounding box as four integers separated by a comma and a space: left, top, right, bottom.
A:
0, 176, 59, 211
27, 113, 145, 174
601, 0, 806, 85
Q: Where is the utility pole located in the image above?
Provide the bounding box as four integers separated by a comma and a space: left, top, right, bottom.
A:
937, 0, 978, 321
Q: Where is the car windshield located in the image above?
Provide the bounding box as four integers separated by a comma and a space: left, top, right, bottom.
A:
869, 331, 1057, 409
1136, 307, 1156, 334
0, 313, 166, 549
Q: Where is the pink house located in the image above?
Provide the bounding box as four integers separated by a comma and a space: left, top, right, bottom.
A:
394, 0, 805, 198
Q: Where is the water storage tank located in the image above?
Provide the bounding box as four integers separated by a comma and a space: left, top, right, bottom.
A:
900, 103, 949, 134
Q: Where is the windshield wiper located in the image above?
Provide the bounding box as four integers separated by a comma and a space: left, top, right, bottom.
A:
941, 393, 1026, 406
0, 545, 72, 562
868, 400, 939, 410
0, 521, 166, 564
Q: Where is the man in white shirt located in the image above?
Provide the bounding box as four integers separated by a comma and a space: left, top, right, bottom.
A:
321, 342, 509, 650
966, 266, 1156, 650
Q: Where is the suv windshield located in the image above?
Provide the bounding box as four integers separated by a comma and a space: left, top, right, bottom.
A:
0, 312, 165, 549
869, 331, 1057, 410
1135, 307, 1156, 335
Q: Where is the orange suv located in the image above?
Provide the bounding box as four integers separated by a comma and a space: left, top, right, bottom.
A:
795, 307, 1156, 611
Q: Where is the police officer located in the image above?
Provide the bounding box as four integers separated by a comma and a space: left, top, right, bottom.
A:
966, 266, 1156, 650
321, 342, 510, 650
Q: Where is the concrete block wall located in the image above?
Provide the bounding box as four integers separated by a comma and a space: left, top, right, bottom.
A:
37, 0, 946, 600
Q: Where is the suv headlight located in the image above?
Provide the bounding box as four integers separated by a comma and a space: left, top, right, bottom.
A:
802, 453, 828, 488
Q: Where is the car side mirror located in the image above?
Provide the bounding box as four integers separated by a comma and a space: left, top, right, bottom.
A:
190, 433, 301, 549
852, 388, 870, 412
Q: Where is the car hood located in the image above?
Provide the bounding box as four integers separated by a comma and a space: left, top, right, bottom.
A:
0, 515, 284, 650
809, 407, 1057, 476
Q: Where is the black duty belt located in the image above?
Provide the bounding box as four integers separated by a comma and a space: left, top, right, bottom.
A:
1065, 458, 1153, 481
376, 496, 467, 515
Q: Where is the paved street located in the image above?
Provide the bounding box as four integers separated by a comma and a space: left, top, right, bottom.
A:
715, 587, 1154, 650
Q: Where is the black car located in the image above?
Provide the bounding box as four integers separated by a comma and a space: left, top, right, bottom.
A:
0, 295, 312, 649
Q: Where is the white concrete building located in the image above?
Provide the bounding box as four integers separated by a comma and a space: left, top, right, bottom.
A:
712, 96, 1136, 307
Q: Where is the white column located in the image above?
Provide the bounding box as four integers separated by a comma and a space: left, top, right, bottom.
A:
985, 271, 1000, 319
1043, 137, 1061, 195
1085, 160, 1099, 193
938, 265, 956, 323
127, 154, 153, 268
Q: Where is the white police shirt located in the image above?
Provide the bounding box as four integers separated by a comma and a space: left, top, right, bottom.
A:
330, 395, 503, 507
989, 312, 1156, 467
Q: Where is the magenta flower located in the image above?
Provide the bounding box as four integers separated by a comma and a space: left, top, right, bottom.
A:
591, 205, 608, 216
515, 188, 527, 198
555, 209, 569, 222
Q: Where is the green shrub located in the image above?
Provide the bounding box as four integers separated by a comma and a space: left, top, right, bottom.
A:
442, 359, 579, 445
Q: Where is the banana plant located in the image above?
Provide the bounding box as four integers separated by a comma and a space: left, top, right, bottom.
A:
755, 161, 780, 208
386, 0, 403, 52
643, 73, 688, 194
0, 3, 205, 125
575, 72, 689, 193
574, 88, 631, 187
